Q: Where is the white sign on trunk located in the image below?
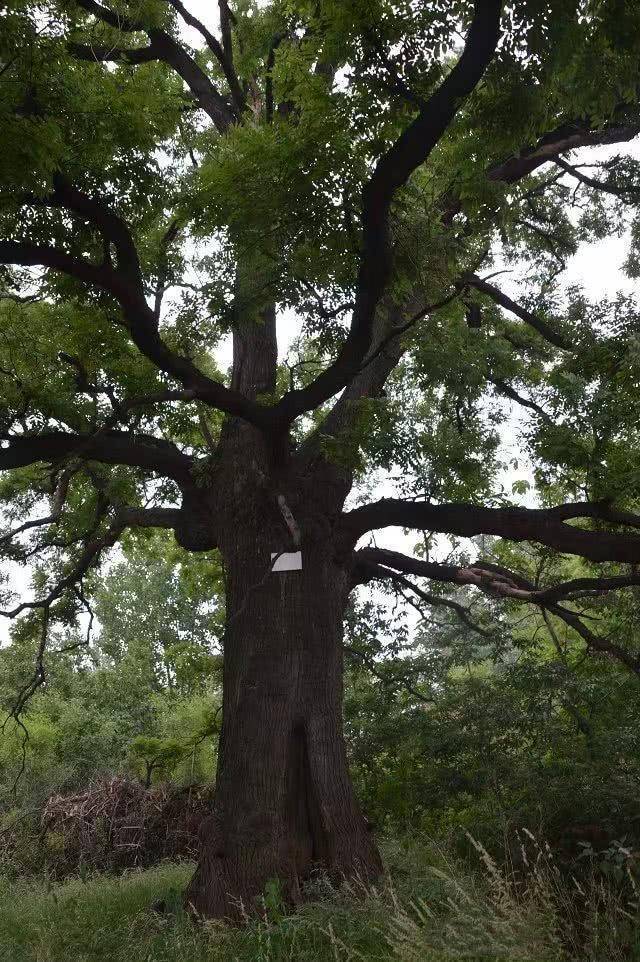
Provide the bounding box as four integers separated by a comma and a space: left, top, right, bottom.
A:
271, 551, 303, 572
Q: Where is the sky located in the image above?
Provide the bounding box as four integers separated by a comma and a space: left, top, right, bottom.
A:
1, 4, 639, 643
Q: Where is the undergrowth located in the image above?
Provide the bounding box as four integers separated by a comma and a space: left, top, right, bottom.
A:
1, 835, 638, 962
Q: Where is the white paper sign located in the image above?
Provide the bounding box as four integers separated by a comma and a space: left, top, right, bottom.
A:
271, 551, 303, 572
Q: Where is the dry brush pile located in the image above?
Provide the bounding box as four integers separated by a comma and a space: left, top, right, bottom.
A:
10, 776, 213, 876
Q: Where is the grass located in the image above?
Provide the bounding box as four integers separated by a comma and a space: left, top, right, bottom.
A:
1, 835, 639, 962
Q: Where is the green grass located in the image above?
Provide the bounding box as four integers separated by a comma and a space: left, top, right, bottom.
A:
0, 861, 393, 962
1, 837, 639, 962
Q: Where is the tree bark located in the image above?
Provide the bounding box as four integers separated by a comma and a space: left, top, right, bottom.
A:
185, 525, 382, 919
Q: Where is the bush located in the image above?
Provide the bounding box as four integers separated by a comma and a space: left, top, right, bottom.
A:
0, 777, 213, 879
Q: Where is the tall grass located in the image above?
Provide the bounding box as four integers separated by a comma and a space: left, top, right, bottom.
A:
388, 832, 640, 961
1, 835, 638, 962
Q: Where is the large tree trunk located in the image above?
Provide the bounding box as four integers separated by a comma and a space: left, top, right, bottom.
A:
185, 524, 382, 919
183, 240, 380, 919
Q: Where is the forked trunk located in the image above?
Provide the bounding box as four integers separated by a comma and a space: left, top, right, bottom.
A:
185, 529, 382, 920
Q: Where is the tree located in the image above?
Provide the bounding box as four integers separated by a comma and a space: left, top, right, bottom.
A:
95, 531, 223, 693
0, 531, 221, 805
343, 563, 640, 855
2, 0, 640, 919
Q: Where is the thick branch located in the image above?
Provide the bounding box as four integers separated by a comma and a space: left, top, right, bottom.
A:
523, 574, 640, 605
73, 0, 143, 31
297, 294, 432, 463
488, 120, 640, 183
366, 563, 494, 638
355, 548, 640, 605
145, 29, 235, 130
0, 240, 273, 429
273, 0, 502, 423
463, 273, 571, 350
48, 174, 143, 285
73, 0, 234, 130
218, 0, 233, 63
490, 378, 551, 421
548, 603, 640, 677
353, 547, 640, 676
354, 546, 468, 584
165, 0, 245, 114
553, 156, 640, 200
68, 41, 158, 63
0, 430, 193, 482
118, 505, 183, 529
344, 500, 640, 564
0, 239, 134, 301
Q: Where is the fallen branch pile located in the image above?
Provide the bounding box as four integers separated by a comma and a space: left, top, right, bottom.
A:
40, 776, 212, 875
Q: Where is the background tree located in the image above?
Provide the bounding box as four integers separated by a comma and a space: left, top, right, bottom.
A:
0, 531, 222, 805
3, 0, 640, 919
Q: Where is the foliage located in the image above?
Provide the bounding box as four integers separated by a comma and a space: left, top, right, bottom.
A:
0, 532, 222, 809
343, 568, 640, 862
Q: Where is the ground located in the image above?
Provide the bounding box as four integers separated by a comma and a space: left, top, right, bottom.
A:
1, 834, 638, 962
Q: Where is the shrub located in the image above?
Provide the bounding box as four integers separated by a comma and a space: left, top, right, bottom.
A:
0, 777, 213, 879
